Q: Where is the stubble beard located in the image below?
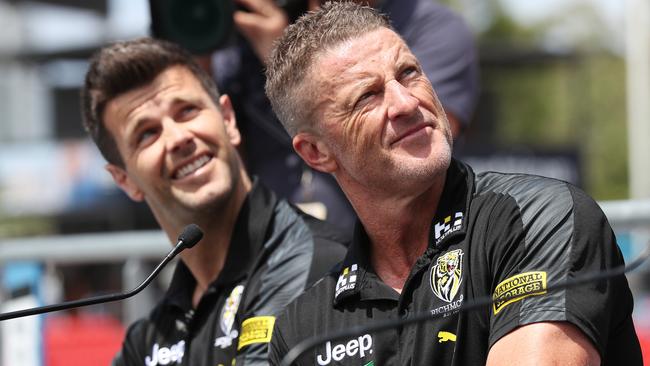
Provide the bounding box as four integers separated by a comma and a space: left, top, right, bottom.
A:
167, 158, 241, 224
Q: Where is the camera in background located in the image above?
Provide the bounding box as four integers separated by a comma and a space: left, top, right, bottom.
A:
149, 0, 308, 54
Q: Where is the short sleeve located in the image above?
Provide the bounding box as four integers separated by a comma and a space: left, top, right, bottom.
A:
484, 178, 634, 357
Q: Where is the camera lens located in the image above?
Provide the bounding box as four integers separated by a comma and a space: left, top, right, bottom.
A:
150, 0, 235, 54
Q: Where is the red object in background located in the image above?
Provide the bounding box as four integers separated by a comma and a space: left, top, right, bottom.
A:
44, 313, 125, 366
637, 327, 650, 365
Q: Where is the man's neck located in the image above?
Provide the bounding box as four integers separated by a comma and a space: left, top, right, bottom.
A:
346, 177, 446, 292
159, 175, 252, 307
181, 219, 236, 297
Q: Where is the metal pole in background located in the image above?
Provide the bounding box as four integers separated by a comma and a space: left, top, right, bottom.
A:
625, 0, 650, 300
626, 0, 650, 200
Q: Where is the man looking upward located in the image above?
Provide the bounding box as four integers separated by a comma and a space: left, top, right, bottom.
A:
265, 2, 641, 365
81, 38, 347, 366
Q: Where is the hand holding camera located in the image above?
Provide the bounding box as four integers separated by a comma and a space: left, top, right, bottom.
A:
150, 0, 313, 57
233, 0, 289, 64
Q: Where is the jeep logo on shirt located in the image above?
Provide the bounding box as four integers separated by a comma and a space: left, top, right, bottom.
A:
316, 334, 373, 365
144, 340, 185, 366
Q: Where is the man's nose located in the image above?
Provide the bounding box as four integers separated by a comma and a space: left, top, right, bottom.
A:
164, 120, 194, 154
385, 80, 419, 121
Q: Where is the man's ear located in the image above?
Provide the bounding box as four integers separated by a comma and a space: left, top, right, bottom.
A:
105, 164, 144, 202
219, 94, 241, 147
293, 132, 338, 173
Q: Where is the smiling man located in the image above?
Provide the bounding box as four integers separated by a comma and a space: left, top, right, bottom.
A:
81, 38, 348, 366
264, 2, 642, 365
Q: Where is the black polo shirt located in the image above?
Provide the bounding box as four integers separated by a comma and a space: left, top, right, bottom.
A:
269, 159, 642, 365
113, 181, 348, 366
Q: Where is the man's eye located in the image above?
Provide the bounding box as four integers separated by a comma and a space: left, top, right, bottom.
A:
177, 105, 199, 121
136, 128, 158, 146
359, 92, 372, 102
401, 66, 419, 78
355, 91, 375, 107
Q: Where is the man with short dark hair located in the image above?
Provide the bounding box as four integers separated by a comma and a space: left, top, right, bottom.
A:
81, 37, 347, 366
265, 2, 642, 365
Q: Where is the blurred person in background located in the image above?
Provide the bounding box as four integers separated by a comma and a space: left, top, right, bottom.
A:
81, 37, 348, 366
199, 0, 478, 233
264, 2, 641, 365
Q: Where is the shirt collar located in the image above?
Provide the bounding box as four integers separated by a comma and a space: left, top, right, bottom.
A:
427, 158, 474, 250
162, 179, 277, 311
332, 223, 372, 307
332, 159, 475, 307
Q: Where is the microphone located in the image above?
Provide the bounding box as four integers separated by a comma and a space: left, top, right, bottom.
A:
0, 224, 203, 321
279, 244, 650, 366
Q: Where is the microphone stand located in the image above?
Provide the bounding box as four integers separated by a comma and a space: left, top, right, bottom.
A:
0, 224, 203, 321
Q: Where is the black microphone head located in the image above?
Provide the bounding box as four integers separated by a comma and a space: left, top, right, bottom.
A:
178, 224, 203, 249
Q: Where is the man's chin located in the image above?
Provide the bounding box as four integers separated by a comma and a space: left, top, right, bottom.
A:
177, 191, 233, 214
392, 151, 450, 181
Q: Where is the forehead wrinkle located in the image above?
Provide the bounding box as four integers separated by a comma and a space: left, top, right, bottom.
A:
121, 80, 188, 139
316, 49, 377, 109
130, 81, 176, 115
394, 46, 420, 73
118, 66, 200, 127
323, 31, 411, 88
307, 29, 414, 138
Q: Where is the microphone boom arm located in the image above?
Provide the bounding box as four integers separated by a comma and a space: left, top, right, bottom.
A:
0, 224, 203, 321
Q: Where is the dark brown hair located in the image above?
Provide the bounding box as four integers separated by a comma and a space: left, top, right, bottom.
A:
81, 37, 220, 166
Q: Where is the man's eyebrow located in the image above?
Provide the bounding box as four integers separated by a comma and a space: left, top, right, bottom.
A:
129, 117, 151, 136
121, 116, 152, 148
168, 95, 208, 111
169, 95, 197, 105
120, 98, 153, 138
126, 95, 199, 131
395, 53, 420, 69
340, 77, 376, 103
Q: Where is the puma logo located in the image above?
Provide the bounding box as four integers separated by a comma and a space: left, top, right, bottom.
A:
437, 331, 456, 343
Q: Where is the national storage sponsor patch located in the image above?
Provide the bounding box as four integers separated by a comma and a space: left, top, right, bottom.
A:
492, 271, 547, 314
237, 316, 275, 350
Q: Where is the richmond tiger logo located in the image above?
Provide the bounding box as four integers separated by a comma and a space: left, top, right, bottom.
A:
430, 249, 463, 303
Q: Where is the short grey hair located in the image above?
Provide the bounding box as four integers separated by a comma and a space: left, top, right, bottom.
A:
265, 1, 390, 136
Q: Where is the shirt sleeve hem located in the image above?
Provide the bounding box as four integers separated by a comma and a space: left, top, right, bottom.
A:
488, 308, 603, 357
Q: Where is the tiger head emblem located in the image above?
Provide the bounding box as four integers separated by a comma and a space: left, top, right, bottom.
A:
430, 249, 463, 303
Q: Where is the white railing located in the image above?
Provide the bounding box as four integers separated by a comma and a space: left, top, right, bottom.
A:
0, 230, 169, 264
0, 200, 648, 264
598, 199, 650, 231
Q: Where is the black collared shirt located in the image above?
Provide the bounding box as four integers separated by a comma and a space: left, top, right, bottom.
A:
113, 182, 349, 366
269, 159, 642, 365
